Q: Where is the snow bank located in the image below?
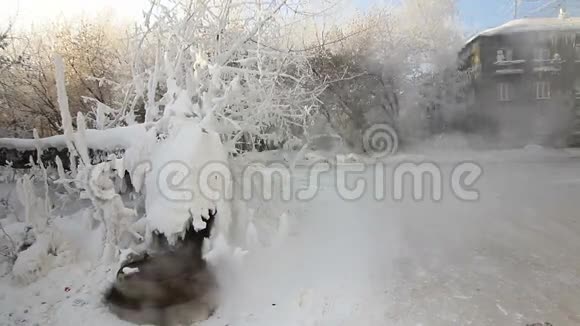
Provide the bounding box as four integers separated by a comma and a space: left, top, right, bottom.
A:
145, 121, 231, 242
0, 124, 148, 151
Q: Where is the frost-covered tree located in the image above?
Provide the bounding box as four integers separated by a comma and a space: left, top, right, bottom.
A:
0, 25, 30, 138
0, 16, 130, 137
0, 29, 10, 70
127, 0, 326, 153
0, 0, 324, 272
115, 0, 330, 256
309, 0, 463, 148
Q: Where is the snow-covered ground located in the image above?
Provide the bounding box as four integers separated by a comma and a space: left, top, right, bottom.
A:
2, 148, 580, 326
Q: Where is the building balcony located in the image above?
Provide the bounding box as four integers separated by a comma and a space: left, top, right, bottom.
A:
494, 59, 525, 75
532, 57, 564, 73
494, 59, 526, 66
495, 68, 524, 75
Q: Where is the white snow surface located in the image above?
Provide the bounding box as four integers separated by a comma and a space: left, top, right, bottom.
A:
144, 120, 231, 241
466, 17, 580, 45
1, 148, 580, 325
481, 17, 580, 36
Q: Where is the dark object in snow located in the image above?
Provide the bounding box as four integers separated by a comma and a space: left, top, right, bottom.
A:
526, 323, 553, 326
64, 287, 71, 292
104, 209, 218, 326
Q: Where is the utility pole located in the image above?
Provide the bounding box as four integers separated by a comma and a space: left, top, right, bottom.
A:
556, 0, 569, 18
562, 0, 568, 13
514, 0, 568, 19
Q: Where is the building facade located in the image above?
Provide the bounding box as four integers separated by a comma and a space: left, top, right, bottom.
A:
459, 17, 580, 147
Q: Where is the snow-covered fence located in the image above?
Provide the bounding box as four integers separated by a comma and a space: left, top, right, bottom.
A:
0, 125, 147, 169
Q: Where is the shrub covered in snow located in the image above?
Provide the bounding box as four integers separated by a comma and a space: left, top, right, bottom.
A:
0, 0, 314, 288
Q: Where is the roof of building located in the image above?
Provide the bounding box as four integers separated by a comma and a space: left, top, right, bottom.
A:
465, 17, 580, 47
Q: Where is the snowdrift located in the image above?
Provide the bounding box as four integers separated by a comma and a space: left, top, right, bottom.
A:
144, 122, 232, 243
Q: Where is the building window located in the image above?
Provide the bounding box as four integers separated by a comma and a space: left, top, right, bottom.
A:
534, 48, 551, 61
536, 81, 551, 99
498, 82, 511, 101
496, 49, 513, 62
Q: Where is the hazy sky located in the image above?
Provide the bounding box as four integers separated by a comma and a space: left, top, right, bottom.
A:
458, 0, 515, 34
457, 0, 579, 35
2, 0, 146, 27
1, 0, 575, 34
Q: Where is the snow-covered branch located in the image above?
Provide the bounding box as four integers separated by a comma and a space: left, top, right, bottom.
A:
127, 0, 326, 153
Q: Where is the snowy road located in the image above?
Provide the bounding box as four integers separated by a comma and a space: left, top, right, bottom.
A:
2, 151, 580, 325
211, 154, 580, 326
